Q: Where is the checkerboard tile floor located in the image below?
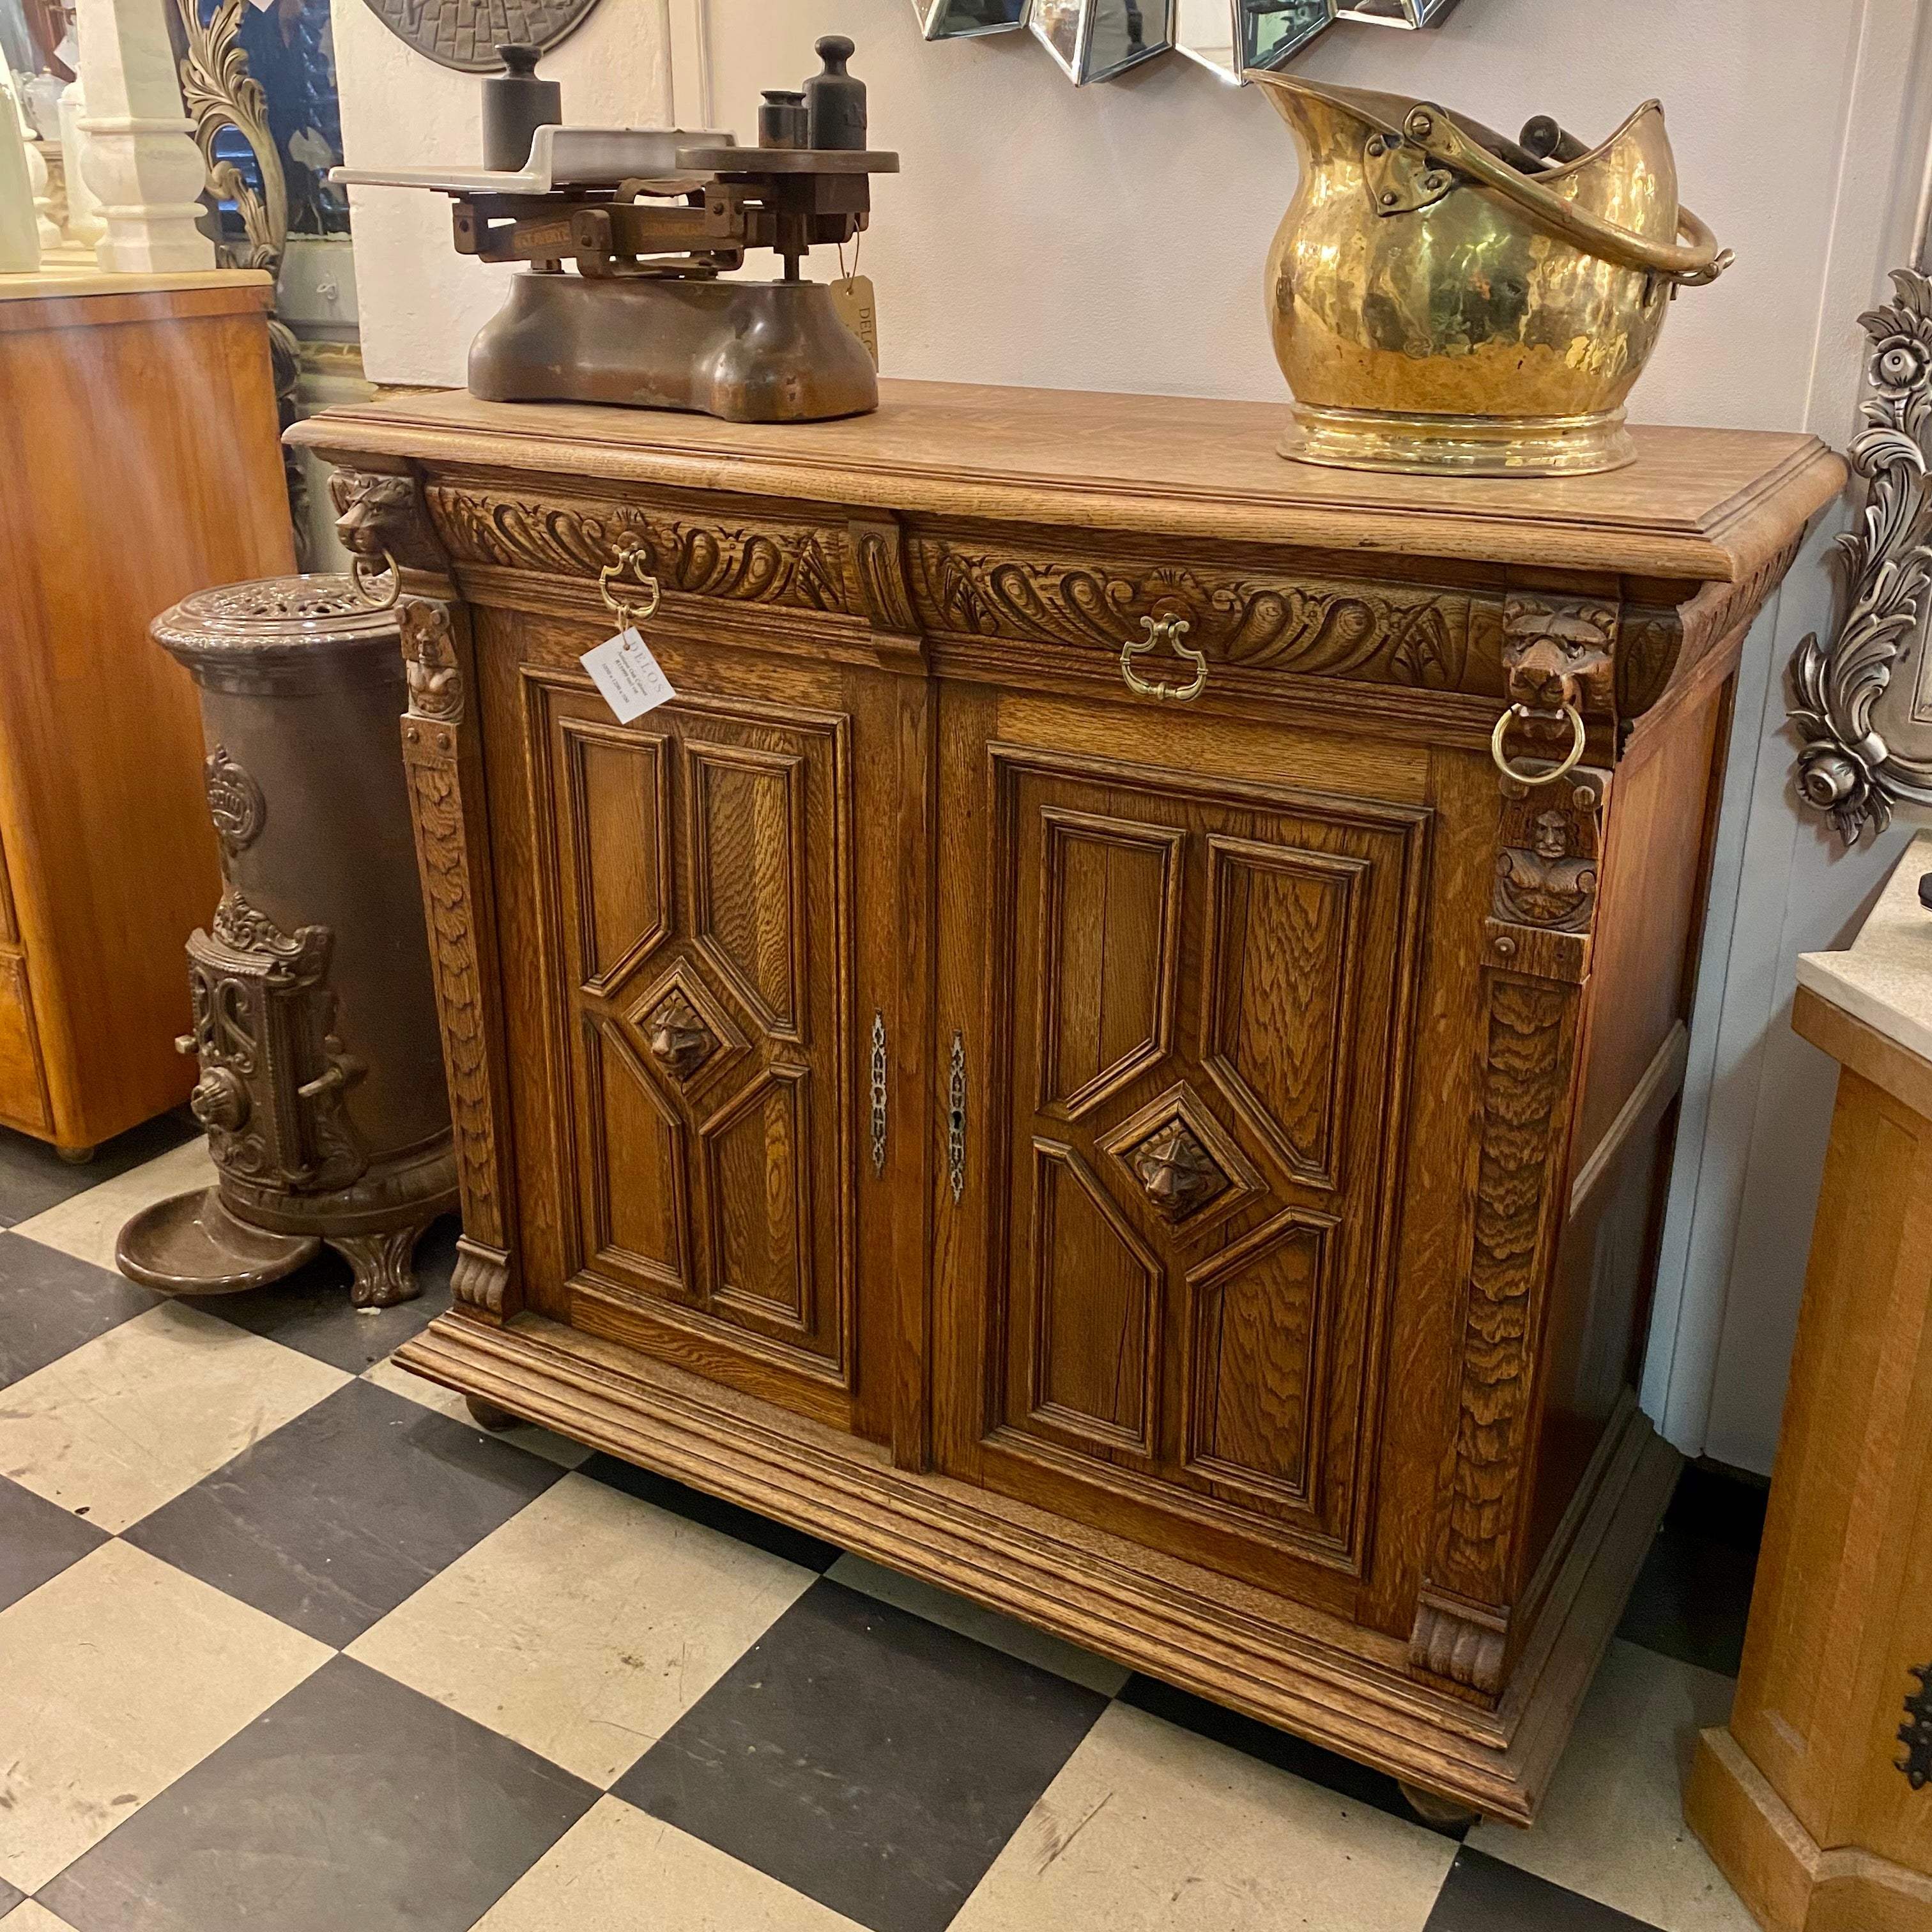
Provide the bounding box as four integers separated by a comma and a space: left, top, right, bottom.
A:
0, 1119, 1765, 1932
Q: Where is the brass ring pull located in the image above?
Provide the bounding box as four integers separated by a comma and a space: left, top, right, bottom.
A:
1399, 101, 1730, 285
598, 544, 661, 631
349, 550, 401, 610
1491, 702, 1587, 786
1121, 615, 1208, 702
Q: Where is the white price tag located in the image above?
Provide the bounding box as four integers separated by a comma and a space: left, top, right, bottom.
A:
581, 626, 675, 723
54, 29, 79, 66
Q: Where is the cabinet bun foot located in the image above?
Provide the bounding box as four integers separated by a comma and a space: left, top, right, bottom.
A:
1397, 1781, 1483, 1832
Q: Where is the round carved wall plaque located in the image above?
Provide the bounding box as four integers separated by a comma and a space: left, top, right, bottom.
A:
355, 0, 603, 75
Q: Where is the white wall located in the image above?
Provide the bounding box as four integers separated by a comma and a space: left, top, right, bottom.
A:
334, 0, 676, 384
339, 0, 1932, 1470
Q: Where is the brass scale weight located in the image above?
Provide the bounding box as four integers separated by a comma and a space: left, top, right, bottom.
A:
335, 36, 897, 422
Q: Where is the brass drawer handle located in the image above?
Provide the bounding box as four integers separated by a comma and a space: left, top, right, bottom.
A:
1491, 701, 1586, 786
1121, 615, 1208, 702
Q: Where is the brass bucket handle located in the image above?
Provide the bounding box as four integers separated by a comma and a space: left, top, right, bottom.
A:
1396, 101, 1732, 286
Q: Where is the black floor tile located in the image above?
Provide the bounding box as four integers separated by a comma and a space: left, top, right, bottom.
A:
121, 1377, 561, 1646
1117, 1671, 1471, 1837
0, 1873, 20, 1916
40, 1655, 597, 1932
0, 1108, 196, 1227
183, 1216, 457, 1373
579, 1451, 842, 1572
1665, 1462, 1770, 1552
1618, 1462, 1767, 1676
615, 1577, 1105, 1932
0, 1234, 158, 1388
1425, 1848, 1663, 1930
1618, 1524, 1759, 1676
0, 1471, 109, 1612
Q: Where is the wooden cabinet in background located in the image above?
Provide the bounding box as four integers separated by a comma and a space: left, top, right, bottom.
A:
0, 266, 295, 1155
295, 382, 1838, 1823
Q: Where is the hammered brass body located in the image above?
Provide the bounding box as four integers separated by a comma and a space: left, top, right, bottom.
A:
1252, 79, 1708, 476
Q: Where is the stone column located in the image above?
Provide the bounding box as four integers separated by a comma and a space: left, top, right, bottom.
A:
0, 70, 40, 270
58, 81, 107, 248
73, 0, 214, 271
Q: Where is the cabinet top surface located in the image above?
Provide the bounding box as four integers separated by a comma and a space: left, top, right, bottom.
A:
0, 255, 273, 306
291, 378, 1844, 584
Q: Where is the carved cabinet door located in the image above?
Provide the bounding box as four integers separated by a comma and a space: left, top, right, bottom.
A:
494, 640, 909, 1444
934, 691, 1429, 1597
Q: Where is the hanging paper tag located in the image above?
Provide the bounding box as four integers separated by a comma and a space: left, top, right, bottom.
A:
581, 627, 675, 724
53, 29, 79, 66
831, 275, 878, 366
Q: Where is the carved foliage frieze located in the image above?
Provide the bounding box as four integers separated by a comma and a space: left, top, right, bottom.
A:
910, 539, 1483, 694
425, 485, 852, 615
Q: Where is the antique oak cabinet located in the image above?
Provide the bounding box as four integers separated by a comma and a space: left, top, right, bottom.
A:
293, 383, 1839, 1823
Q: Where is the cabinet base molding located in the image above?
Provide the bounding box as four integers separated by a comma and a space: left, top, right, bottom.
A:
1687, 1727, 1932, 1932
395, 1307, 1678, 1824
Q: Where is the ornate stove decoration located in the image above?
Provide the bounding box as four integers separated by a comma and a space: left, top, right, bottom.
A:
204, 746, 266, 860
1789, 267, 1932, 843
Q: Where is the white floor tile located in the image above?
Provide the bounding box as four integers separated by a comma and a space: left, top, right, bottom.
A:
951, 1700, 1455, 1932
347, 1470, 816, 1787
0, 1540, 328, 1894
825, 1552, 1130, 1697
0, 1301, 349, 1531
1468, 1637, 1757, 1931
473, 1797, 867, 1931
3, 1901, 85, 1930
12, 1141, 217, 1273
360, 1354, 593, 1468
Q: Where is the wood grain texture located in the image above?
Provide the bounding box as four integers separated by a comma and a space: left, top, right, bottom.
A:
300, 381, 1823, 1825
289, 381, 1844, 582
1687, 990, 1932, 1927
0, 275, 291, 1149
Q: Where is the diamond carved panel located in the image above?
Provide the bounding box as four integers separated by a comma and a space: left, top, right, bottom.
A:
622, 961, 747, 1098
1100, 1082, 1265, 1238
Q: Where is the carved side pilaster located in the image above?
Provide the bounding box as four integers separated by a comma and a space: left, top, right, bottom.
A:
1410, 765, 1610, 1700
397, 595, 517, 1322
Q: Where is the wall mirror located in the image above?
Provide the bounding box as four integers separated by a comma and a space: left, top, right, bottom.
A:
913, 0, 1461, 81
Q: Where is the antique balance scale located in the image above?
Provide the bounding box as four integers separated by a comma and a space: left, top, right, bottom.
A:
333, 36, 897, 423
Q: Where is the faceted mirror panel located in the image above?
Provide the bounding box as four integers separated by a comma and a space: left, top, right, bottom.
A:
1176, 0, 1333, 78
1335, 0, 1461, 23
1031, 0, 1173, 82
916, 0, 1029, 37
1246, 0, 1335, 66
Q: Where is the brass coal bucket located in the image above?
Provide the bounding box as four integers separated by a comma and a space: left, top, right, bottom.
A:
1246, 75, 1731, 475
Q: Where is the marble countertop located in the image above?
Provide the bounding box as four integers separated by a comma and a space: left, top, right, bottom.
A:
1795, 830, 1932, 1061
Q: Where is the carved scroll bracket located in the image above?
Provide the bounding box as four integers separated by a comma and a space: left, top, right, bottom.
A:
1790, 266, 1932, 843
1411, 762, 1611, 1701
